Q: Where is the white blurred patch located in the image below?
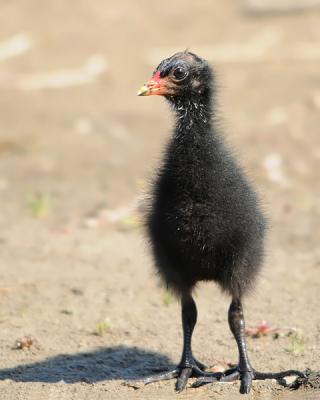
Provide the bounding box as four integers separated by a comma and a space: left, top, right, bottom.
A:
83, 54, 107, 75
266, 107, 288, 126
75, 118, 93, 135
0, 33, 32, 61
83, 206, 138, 229
262, 153, 288, 185
16, 54, 107, 90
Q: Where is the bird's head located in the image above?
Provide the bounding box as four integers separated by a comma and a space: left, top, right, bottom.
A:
138, 51, 213, 100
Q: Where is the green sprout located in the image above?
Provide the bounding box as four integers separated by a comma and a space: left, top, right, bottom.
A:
284, 329, 305, 355
19, 304, 26, 317
26, 192, 52, 218
96, 318, 110, 336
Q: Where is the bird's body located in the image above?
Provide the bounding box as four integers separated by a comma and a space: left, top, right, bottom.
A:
135, 51, 305, 394
146, 102, 266, 299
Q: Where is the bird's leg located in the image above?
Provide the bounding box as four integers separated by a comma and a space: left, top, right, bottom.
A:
228, 298, 254, 394
125, 293, 216, 392
191, 298, 306, 394
174, 293, 205, 391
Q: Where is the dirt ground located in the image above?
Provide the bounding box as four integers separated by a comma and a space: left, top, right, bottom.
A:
0, 1, 320, 399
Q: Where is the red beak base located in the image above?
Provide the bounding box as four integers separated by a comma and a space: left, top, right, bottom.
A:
138, 71, 172, 96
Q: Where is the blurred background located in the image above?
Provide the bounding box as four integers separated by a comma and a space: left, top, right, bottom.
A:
0, 1, 320, 398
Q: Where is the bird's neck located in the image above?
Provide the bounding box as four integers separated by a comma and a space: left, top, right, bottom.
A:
164, 94, 220, 181
168, 95, 214, 138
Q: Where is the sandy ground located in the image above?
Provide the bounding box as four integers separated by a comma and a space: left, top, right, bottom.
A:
0, 1, 320, 399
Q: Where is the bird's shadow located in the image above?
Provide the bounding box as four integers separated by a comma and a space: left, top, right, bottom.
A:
0, 345, 175, 383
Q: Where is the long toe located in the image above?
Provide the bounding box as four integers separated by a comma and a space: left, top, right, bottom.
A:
190, 371, 228, 388
240, 371, 253, 394
190, 375, 220, 388
253, 369, 307, 381
127, 368, 180, 386
176, 368, 192, 392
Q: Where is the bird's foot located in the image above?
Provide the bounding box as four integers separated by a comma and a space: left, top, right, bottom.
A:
125, 356, 219, 393
191, 366, 307, 394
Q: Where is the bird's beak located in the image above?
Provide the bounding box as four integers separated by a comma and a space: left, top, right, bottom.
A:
138, 71, 169, 96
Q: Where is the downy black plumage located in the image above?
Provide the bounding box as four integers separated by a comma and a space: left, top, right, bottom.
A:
134, 51, 305, 394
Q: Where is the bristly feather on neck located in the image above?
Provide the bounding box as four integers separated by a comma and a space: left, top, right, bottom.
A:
165, 90, 214, 136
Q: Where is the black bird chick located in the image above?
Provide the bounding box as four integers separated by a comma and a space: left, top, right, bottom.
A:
136, 51, 304, 394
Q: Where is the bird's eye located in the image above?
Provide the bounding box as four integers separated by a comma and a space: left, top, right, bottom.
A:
172, 67, 187, 80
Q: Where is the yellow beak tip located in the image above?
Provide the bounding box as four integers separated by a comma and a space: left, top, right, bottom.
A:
138, 85, 150, 96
